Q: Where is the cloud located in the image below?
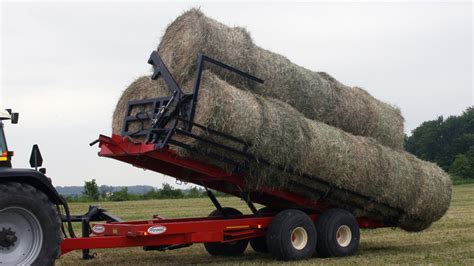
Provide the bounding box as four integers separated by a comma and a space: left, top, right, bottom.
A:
5, 87, 117, 128
1, 2, 471, 187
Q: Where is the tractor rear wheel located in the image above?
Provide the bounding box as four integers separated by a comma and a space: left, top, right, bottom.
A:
204, 207, 248, 256
0, 182, 62, 266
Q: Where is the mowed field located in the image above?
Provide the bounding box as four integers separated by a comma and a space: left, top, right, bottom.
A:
57, 184, 474, 265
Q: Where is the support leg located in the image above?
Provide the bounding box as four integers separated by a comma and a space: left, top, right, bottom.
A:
205, 188, 227, 218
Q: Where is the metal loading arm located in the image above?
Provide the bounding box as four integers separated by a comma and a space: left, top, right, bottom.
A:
148, 51, 264, 132
122, 51, 263, 148
187, 53, 264, 131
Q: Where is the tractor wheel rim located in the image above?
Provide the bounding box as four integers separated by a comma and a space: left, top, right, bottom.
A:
290, 227, 308, 250
336, 225, 352, 247
0, 207, 43, 265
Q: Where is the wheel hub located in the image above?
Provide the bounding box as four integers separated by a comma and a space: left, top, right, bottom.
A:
290, 227, 308, 250
0, 227, 18, 249
336, 225, 352, 247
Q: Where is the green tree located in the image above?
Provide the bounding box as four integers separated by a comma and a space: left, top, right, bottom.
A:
187, 186, 202, 198
142, 188, 160, 200
159, 183, 183, 198
109, 187, 129, 201
406, 106, 474, 171
449, 154, 473, 179
100, 185, 114, 200
83, 179, 100, 200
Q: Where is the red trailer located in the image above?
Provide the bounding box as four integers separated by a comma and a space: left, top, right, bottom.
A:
59, 52, 394, 262
60, 134, 387, 261
0, 52, 396, 265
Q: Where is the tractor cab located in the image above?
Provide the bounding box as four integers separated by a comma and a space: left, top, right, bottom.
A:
0, 109, 18, 167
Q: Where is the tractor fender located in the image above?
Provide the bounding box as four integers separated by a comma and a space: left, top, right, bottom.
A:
0, 168, 64, 205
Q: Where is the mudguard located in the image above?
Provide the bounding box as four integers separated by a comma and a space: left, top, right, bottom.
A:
0, 168, 64, 205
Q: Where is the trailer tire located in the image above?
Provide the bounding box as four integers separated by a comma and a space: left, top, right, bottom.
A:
249, 207, 277, 253
0, 182, 62, 266
266, 209, 316, 261
315, 208, 360, 258
204, 207, 248, 256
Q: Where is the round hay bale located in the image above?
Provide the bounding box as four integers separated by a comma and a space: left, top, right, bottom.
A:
112, 71, 451, 231
112, 76, 171, 136
157, 8, 405, 150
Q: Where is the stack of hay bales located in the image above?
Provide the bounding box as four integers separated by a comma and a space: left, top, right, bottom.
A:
112, 9, 452, 231
157, 9, 405, 150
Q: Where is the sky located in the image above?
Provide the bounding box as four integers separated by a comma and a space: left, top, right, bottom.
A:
1, 1, 472, 188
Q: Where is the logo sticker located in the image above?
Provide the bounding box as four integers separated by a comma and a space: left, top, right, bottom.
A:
92, 225, 105, 234
147, 225, 167, 235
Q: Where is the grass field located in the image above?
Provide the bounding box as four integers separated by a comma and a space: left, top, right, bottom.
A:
57, 184, 474, 265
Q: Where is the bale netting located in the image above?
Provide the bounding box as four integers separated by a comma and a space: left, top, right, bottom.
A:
157, 8, 406, 150
112, 72, 452, 232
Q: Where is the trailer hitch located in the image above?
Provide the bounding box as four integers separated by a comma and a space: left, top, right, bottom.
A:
62, 205, 123, 260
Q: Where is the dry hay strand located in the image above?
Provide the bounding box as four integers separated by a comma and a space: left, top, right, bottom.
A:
157, 8, 405, 150
113, 71, 451, 232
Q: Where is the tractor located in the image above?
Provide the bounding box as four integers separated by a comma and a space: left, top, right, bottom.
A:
0, 109, 63, 265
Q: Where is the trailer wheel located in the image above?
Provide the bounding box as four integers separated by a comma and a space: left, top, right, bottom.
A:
249, 207, 277, 253
266, 209, 316, 261
315, 208, 360, 257
204, 207, 248, 256
0, 182, 62, 266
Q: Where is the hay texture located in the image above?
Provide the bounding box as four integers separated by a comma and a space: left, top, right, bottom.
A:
157, 8, 405, 150
113, 72, 452, 232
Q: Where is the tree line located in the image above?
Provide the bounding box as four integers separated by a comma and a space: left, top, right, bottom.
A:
405, 106, 474, 183
65, 179, 230, 202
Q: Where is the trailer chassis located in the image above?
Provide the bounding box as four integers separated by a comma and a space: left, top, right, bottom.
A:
59, 135, 386, 259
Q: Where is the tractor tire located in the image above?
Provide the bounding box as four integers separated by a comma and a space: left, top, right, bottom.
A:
0, 182, 62, 266
315, 208, 360, 257
249, 207, 278, 253
266, 209, 317, 261
204, 207, 248, 256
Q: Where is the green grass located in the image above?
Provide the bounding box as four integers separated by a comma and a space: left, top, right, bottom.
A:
57, 184, 474, 265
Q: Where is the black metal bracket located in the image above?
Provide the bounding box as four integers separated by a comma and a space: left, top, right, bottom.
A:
187, 53, 264, 131
241, 192, 260, 217
121, 51, 263, 149
148, 51, 183, 97
205, 187, 228, 218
